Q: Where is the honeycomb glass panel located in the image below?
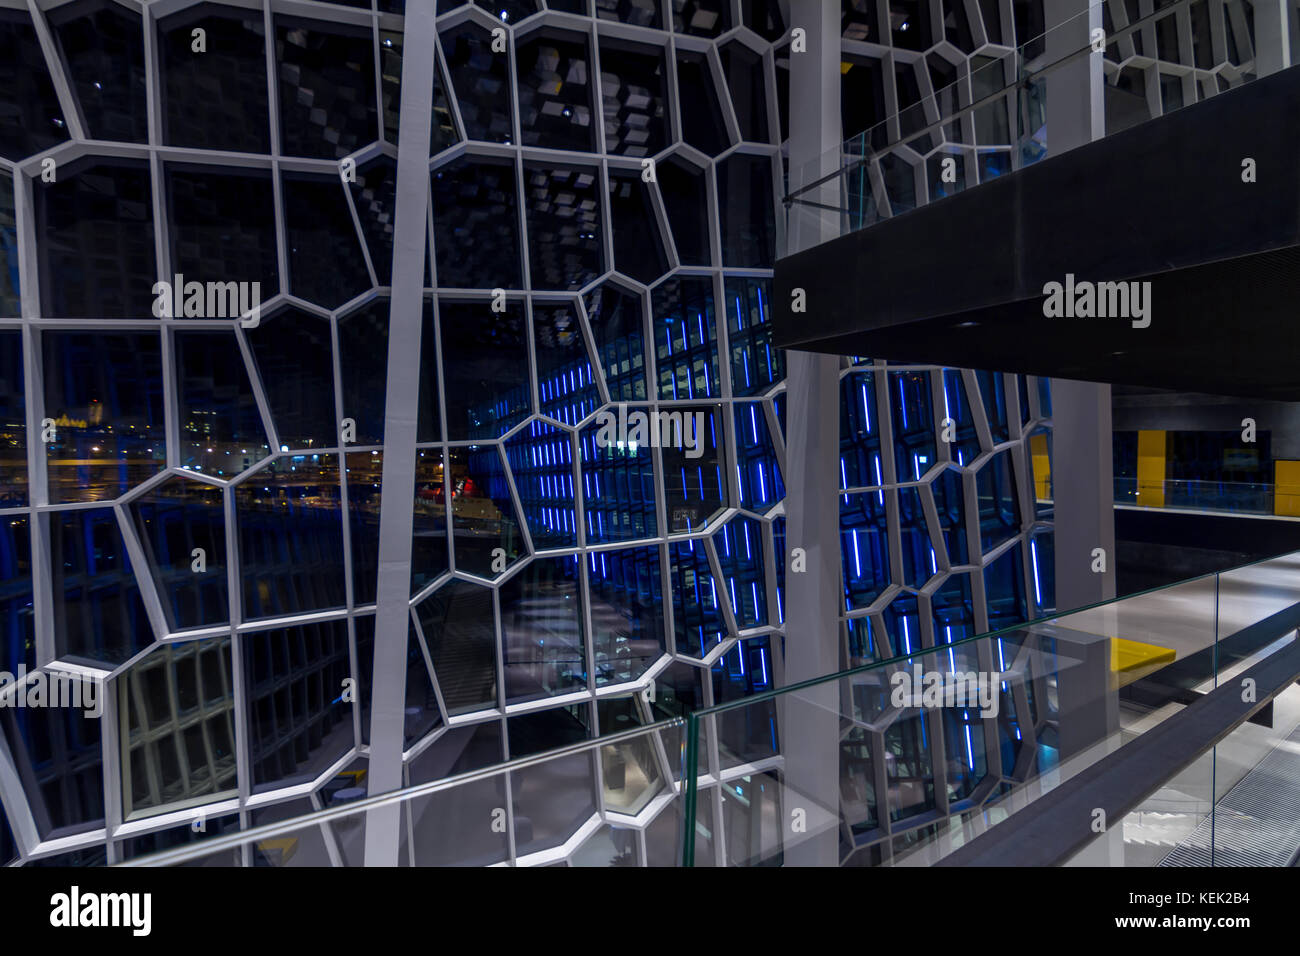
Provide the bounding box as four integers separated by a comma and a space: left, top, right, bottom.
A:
166, 165, 280, 303
275, 17, 378, 159
417, 579, 498, 715
117, 637, 236, 818
501, 555, 586, 704
0, 8, 70, 159
235, 456, 346, 620
1, 700, 104, 838
0, 516, 34, 673
175, 329, 270, 474
720, 42, 769, 143
941, 369, 981, 465
712, 638, 778, 767
599, 39, 670, 157
0, 177, 17, 316
441, 21, 514, 144
350, 157, 398, 286
718, 153, 775, 268
986, 541, 1028, 631
0, 330, 25, 503
505, 420, 578, 550
654, 276, 719, 400
597, 0, 662, 28
589, 545, 665, 686
726, 276, 784, 396
675, 51, 729, 155
658, 157, 711, 266
509, 708, 597, 854
36, 159, 156, 319
741, 0, 786, 40
516, 29, 595, 152
245, 308, 337, 450
448, 445, 525, 577
842, 490, 890, 611
243, 619, 355, 791
714, 516, 767, 628
663, 404, 724, 532
976, 450, 1019, 553
583, 281, 647, 402
405, 721, 509, 865
281, 173, 372, 309
431, 155, 523, 290
933, 465, 969, 565
50, 1, 148, 144
43, 330, 165, 504
933, 570, 975, 645
734, 401, 783, 511
975, 370, 1011, 444
439, 299, 530, 441
674, 0, 732, 36
891, 369, 936, 482
670, 539, 726, 657
532, 301, 599, 425
130, 476, 229, 632
339, 298, 439, 447
159, 6, 270, 153
899, 484, 933, 589
524, 163, 604, 291
608, 169, 669, 284
579, 417, 658, 543
50, 506, 153, 665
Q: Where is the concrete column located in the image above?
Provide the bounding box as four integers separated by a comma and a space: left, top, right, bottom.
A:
1255, 0, 1292, 78
779, 0, 843, 867
1044, 0, 1114, 613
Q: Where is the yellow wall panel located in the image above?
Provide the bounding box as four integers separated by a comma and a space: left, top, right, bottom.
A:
1135, 429, 1166, 508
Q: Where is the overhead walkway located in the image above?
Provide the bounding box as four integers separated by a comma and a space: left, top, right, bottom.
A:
773, 0, 1300, 400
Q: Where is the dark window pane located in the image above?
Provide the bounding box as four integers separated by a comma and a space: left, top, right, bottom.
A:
50, 1, 148, 144
2, 702, 103, 837
599, 39, 669, 157
275, 17, 378, 159
653, 277, 719, 400
43, 331, 165, 503
658, 157, 711, 266
236, 457, 346, 619
720, 42, 769, 142
516, 30, 595, 152
501, 556, 585, 703
282, 174, 372, 309
584, 280, 647, 402
37, 159, 157, 318
167, 165, 279, 300
0, 516, 35, 673
439, 299, 530, 441
718, 152, 775, 268
589, 545, 664, 685
417, 579, 498, 715
608, 170, 669, 284
243, 620, 354, 791
51, 506, 154, 664
131, 476, 230, 631
442, 22, 514, 144
597, 0, 661, 29
246, 308, 337, 450
663, 404, 724, 532
532, 301, 599, 425
670, 538, 726, 656
431, 155, 522, 289
159, 6, 270, 153
725, 276, 784, 396
0, 8, 69, 159
176, 329, 269, 475
349, 156, 398, 285
0, 330, 25, 503
524, 163, 604, 291
673, 0, 732, 36
448, 445, 525, 577
676, 51, 729, 154
579, 416, 658, 542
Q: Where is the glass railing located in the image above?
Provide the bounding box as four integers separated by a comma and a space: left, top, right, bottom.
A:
784, 0, 1263, 255
110, 553, 1300, 867
681, 549, 1300, 865
114, 719, 690, 867
1112, 477, 1276, 515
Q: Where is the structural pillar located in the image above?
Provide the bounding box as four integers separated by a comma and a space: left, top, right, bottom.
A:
778, 0, 843, 867
363, 0, 438, 866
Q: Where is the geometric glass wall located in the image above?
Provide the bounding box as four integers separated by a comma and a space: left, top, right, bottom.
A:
0, 0, 1057, 866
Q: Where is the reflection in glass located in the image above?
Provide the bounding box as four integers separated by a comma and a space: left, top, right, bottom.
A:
579, 417, 657, 543
417, 580, 498, 715
524, 163, 604, 291
505, 421, 577, 551
0, 8, 70, 159
0, 516, 34, 673
167, 165, 279, 301
2, 699, 103, 838
235, 456, 346, 620
726, 276, 784, 396
583, 281, 647, 401
431, 155, 522, 290
439, 299, 530, 440
448, 445, 525, 578
281, 174, 372, 308
175, 329, 269, 475
714, 516, 767, 628
663, 405, 724, 532
670, 539, 726, 657
501, 556, 585, 704
245, 308, 337, 450
516, 30, 595, 153
589, 545, 664, 685
532, 301, 599, 425
118, 637, 236, 818
131, 476, 229, 631
654, 277, 719, 400
243, 619, 355, 791
275, 18, 378, 159
0, 330, 25, 502
441, 22, 514, 144
50, 1, 148, 144
598, 39, 669, 156
608, 170, 668, 284
50, 506, 154, 664
734, 401, 783, 510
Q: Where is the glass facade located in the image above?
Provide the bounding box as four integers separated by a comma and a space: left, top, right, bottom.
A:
0, 0, 1053, 866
